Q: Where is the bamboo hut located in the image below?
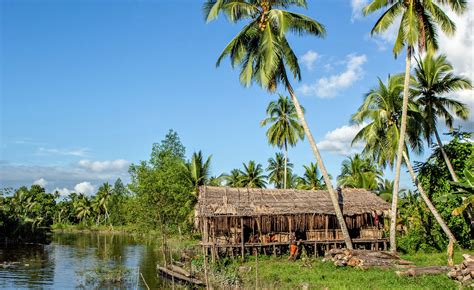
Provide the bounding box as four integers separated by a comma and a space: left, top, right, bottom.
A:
196, 186, 390, 260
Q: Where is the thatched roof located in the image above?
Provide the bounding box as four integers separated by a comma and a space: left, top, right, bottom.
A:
196, 186, 390, 217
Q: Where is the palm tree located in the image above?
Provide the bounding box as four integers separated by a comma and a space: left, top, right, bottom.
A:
74, 193, 92, 222
377, 179, 395, 202
209, 174, 226, 186
412, 53, 472, 182
337, 154, 381, 190
363, 0, 468, 253
239, 160, 267, 188
297, 162, 325, 190
261, 95, 304, 188
204, 0, 353, 249
225, 169, 243, 187
267, 152, 293, 188
184, 151, 212, 195
352, 75, 457, 262
95, 182, 113, 226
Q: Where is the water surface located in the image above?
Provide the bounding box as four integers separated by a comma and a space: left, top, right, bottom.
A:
0, 232, 189, 289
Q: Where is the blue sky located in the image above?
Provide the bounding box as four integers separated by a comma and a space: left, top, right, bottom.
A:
1, 0, 472, 195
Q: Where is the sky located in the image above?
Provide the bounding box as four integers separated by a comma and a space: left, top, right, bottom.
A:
1, 0, 472, 196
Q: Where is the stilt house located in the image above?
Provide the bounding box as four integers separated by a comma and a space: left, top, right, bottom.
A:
196, 186, 390, 259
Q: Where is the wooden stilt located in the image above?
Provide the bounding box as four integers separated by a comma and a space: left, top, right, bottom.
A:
241, 218, 245, 260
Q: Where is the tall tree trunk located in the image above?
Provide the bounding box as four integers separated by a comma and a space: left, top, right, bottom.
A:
434, 128, 459, 182
402, 151, 456, 265
390, 46, 412, 253
288, 87, 353, 249
284, 142, 288, 189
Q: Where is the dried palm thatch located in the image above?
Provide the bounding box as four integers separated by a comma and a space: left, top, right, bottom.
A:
196, 186, 390, 217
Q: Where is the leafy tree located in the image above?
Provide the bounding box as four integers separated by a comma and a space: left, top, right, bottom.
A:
267, 152, 293, 189
416, 132, 473, 247
412, 53, 472, 182
183, 151, 212, 195
450, 168, 474, 217
239, 160, 267, 188
337, 154, 381, 190
363, 0, 468, 253
261, 95, 304, 188
128, 130, 194, 233
205, 0, 353, 249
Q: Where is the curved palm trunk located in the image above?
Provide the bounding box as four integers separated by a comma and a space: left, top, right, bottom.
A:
284, 142, 288, 189
390, 47, 412, 253
434, 128, 459, 182
288, 88, 353, 249
402, 151, 456, 265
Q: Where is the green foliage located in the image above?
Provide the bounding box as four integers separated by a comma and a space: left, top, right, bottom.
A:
0, 185, 57, 243
128, 129, 195, 233
183, 150, 212, 195
363, 0, 467, 56
412, 53, 471, 144
296, 162, 326, 190
204, 0, 325, 92
337, 154, 381, 190
413, 133, 473, 249
450, 168, 474, 216
238, 160, 267, 188
267, 152, 292, 189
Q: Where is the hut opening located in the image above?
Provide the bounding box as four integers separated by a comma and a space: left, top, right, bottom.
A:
196, 186, 390, 260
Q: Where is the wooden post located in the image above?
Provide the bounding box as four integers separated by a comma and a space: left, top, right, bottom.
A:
325, 216, 329, 240
241, 218, 245, 260
314, 241, 317, 258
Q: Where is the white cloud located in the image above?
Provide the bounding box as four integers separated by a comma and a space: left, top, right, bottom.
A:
33, 178, 48, 187
300, 50, 320, 70
350, 0, 369, 21
37, 147, 90, 157
74, 182, 95, 195
298, 54, 367, 98
0, 159, 130, 190
317, 123, 367, 155
78, 159, 129, 172
438, 2, 474, 127
53, 187, 71, 196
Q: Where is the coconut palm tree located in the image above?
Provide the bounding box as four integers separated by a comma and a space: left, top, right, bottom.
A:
74, 193, 92, 222
412, 53, 472, 182
226, 169, 243, 187
297, 162, 326, 190
363, 0, 468, 253
337, 154, 381, 190
267, 152, 293, 188
204, 0, 353, 249
352, 74, 424, 167
352, 74, 457, 263
261, 95, 304, 188
94, 182, 113, 226
184, 151, 212, 195
239, 160, 267, 188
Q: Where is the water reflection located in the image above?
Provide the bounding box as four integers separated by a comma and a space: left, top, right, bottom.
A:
0, 233, 193, 289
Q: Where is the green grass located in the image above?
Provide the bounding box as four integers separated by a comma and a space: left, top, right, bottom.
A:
225, 249, 474, 290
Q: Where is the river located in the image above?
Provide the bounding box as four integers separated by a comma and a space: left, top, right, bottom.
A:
0, 232, 192, 289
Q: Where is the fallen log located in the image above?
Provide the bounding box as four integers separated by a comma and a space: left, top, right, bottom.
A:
396, 266, 451, 277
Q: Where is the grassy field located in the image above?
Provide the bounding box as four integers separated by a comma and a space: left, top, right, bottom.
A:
217, 250, 474, 289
